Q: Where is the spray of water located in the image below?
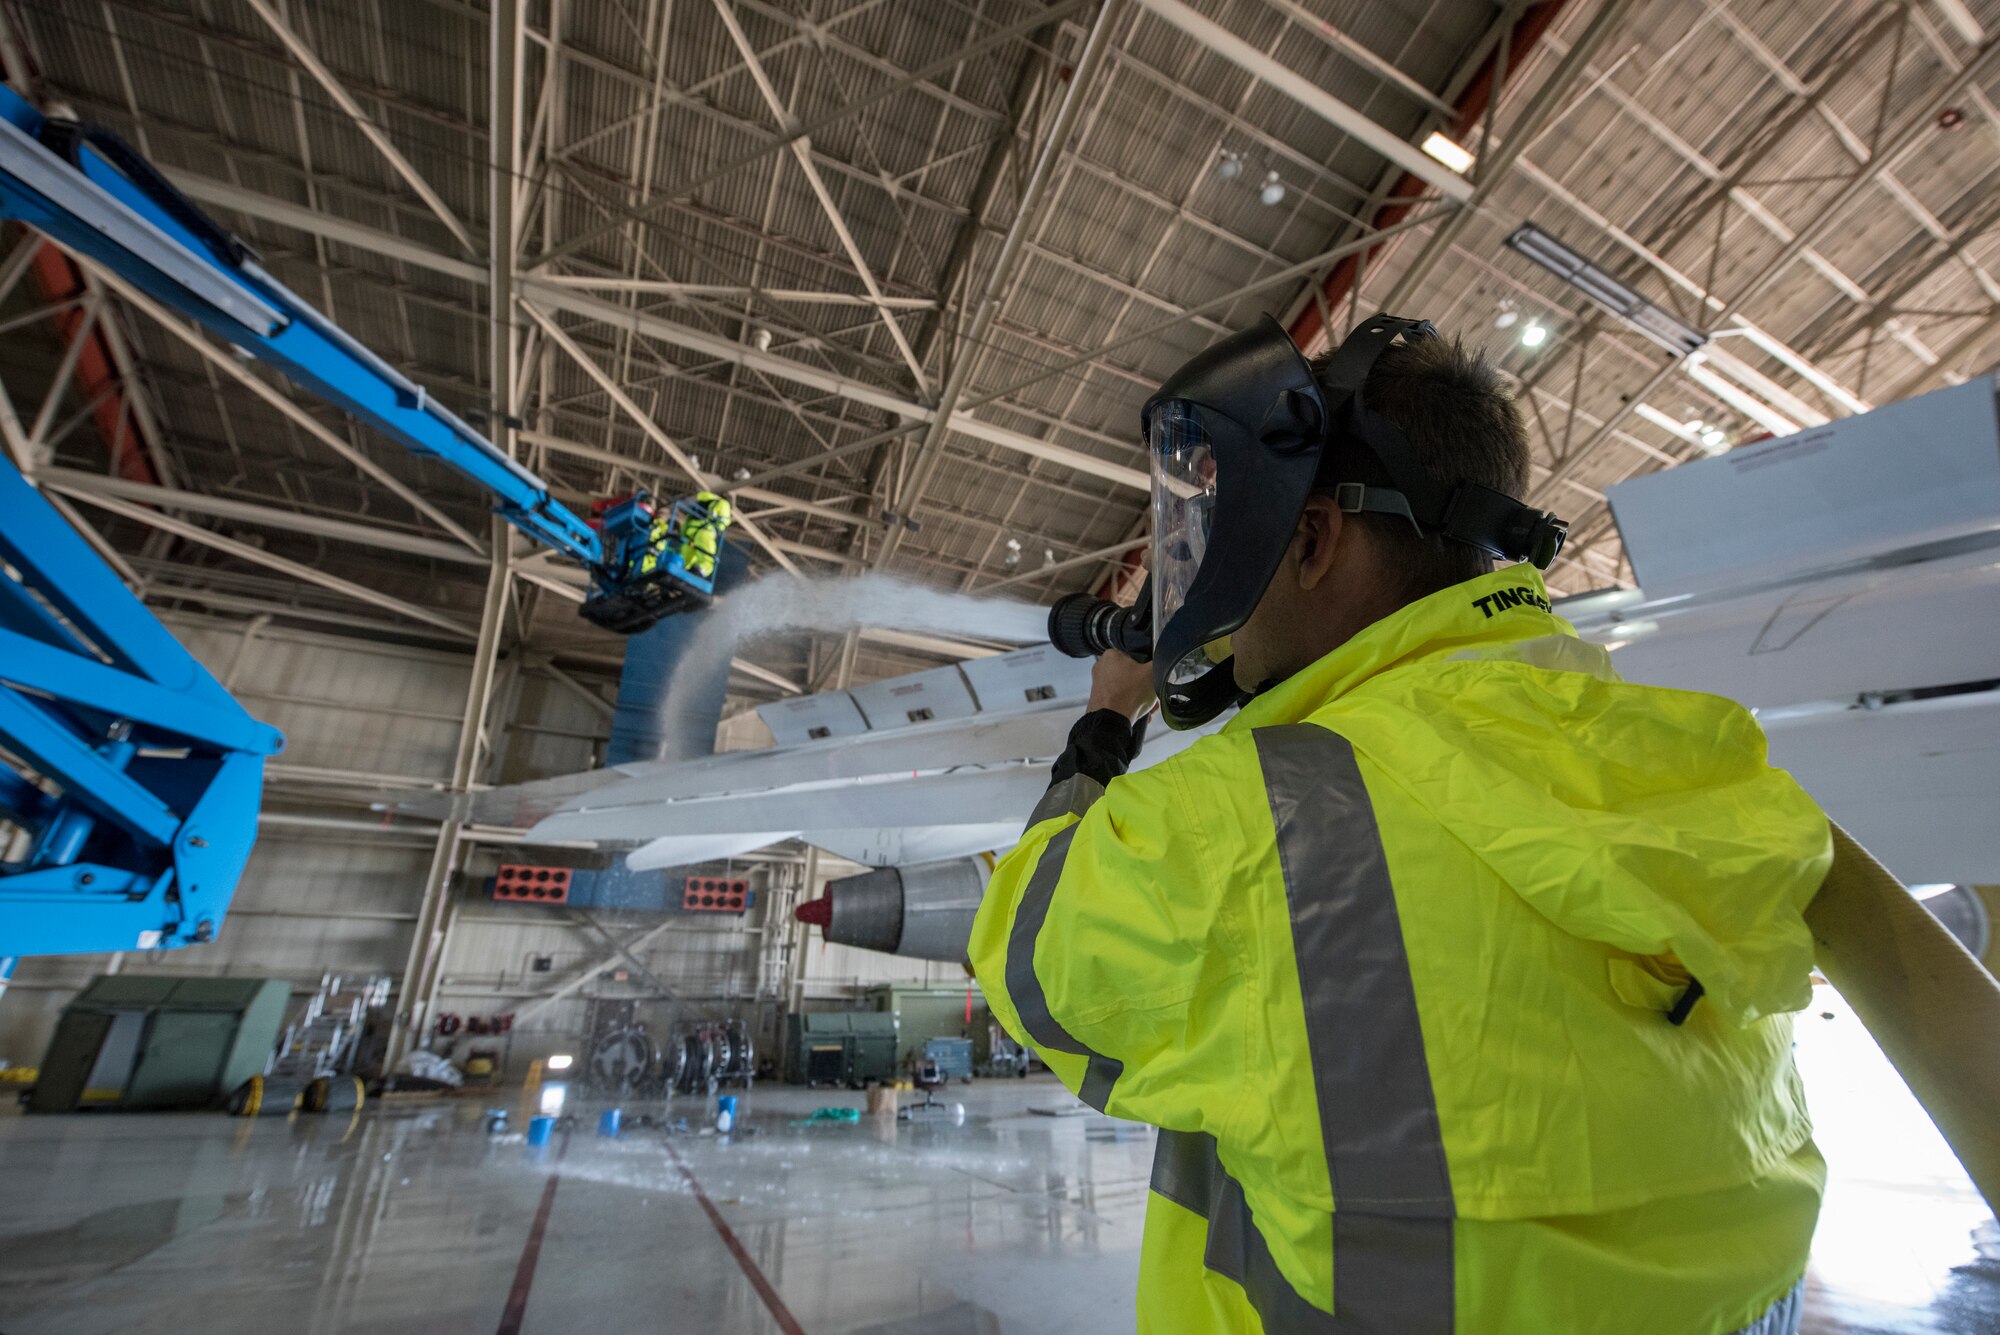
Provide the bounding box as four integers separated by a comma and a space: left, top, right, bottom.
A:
654, 573, 1050, 760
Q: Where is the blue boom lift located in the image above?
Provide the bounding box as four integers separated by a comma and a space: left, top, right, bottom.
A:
0, 84, 718, 971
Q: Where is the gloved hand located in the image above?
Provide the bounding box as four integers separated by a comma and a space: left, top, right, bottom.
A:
1087, 648, 1156, 720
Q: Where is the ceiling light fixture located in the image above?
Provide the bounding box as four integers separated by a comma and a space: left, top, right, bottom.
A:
1420, 131, 1475, 175
1215, 148, 1243, 181
1504, 222, 1708, 357
1699, 426, 1728, 452
1259, 170, 1287, 207
1493, 298, 1519, 330
1519, 322, 1548, 349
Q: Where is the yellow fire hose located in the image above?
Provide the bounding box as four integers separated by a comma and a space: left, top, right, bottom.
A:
1808, 823, 2000, 1215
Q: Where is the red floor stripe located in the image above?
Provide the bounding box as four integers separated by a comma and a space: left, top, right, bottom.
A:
497, 1173, 561, 1335
666, 1140, 808, 1335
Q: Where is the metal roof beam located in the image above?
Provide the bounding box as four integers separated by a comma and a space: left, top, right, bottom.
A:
1534, 32, 2000, 505
1382, 0, 1640, 309
33, 469, 487, 566
533, 276, 933, 308
65, 489, 481, 638
877, 0, 1129, 569
707, 0, 930, 393
82, 257, 488, 551
1255, 0, 1457, 116
1702, 0, 2000, 304
1130, 0, 1473, 204
1534, 21, 1948, 371
241, 0, 477, 257
530, 0, 1088, 269
530, 285, 1151, 490
523, 300, 803, 573
172, 172, 1152, 491
519, 426, 884, 529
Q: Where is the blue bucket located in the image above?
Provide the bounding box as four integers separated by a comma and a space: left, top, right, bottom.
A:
598, 1107, 622, 1137
527, 1114, 555, 1147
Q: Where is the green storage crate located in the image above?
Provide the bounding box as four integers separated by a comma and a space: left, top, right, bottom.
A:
782, 1011, 898, 1087
866, 985, 992, 1067
30, 976, 293, 1112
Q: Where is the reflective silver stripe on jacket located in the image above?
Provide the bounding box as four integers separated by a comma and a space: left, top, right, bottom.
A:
1256, 722, 1455, 1332
1004, 822, 1123, 1110
1027, 773, 1106, 830
1146, 724, 1453, 1332
1153, 1129, 1337, 1333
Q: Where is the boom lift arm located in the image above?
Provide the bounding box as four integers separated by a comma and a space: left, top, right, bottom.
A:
0, 85, 713, 964
0, 84, 606, 566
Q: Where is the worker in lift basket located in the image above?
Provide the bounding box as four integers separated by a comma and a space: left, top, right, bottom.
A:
637, 490, 733, 581
968, 314, 1829, 1335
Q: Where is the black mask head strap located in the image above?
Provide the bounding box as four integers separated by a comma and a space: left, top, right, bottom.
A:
1321, 314, 1569, 570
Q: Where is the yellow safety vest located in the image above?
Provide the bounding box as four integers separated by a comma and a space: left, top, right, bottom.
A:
679, 514, 720, 575
969, 565, 1831, 1334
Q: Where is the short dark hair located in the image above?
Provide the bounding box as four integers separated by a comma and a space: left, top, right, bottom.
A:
1309, 334, 1531, 602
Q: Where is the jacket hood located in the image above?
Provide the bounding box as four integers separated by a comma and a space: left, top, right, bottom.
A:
1234, 567, 1831, 1024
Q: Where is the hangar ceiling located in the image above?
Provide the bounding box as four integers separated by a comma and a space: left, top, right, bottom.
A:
4, 0, 1999, 694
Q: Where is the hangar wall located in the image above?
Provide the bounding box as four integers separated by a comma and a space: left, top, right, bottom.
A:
1, 612, 947, 1070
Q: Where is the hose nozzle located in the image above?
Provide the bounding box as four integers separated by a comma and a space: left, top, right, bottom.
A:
1047, 581, 1152, 662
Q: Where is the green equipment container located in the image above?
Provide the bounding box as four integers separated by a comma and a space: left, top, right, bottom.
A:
782, 1011, 898, 1087
866, 984, 992, 1067
30, 975, 293, 1112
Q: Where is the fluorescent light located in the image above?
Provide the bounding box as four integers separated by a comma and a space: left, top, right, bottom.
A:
546, 1053, 574, 1071
539, 1082, 568, 1115
1504, 223, 1708, 357
1520, 322, 1548, 349
1420, 131, 1475, 174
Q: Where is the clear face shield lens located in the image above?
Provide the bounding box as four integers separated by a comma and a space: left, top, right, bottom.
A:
1148, 401, 1222, 681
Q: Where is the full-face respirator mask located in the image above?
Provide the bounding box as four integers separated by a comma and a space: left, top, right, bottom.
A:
1049, 314, 1568, 729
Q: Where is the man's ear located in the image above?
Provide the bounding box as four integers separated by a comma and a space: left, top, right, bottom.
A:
1295, 494, 1344, 592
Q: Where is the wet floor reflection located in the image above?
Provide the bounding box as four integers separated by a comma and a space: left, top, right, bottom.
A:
1795, 987, 2000, 1334
0, 1055, 1991, 1334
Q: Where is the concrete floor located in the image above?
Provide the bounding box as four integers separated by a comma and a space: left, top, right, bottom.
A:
0, 996, 1993, 1334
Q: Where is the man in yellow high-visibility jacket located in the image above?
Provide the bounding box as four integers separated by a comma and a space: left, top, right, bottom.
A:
635, 491, 732, 581
676, 490, 732, 579
968, 315, 1827, 1334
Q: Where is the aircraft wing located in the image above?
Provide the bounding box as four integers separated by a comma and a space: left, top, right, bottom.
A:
1563, 374, 2000, 884
401, 377, 2000, 887
522, 661, 1224, 866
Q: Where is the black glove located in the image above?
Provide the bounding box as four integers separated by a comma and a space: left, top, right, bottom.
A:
1050, 708, 1148, 788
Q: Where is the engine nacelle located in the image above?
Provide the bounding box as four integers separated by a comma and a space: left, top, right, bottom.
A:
794, 856, 989, 961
